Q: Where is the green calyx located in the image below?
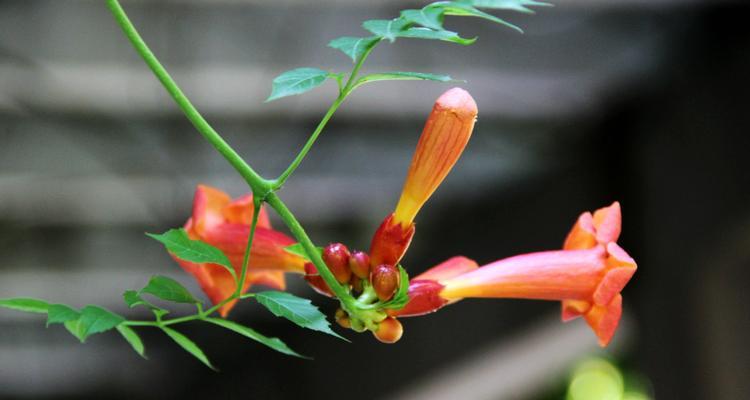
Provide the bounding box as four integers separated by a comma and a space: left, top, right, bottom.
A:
336, 269, 410, 333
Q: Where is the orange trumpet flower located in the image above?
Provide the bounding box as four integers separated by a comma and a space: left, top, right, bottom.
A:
391, 203, 636, 347
369, 87, 477, 267
173, 185, 306, 316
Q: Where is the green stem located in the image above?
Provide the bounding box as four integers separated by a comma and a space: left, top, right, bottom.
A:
105, 0, 272, 195
124, 313, 202, 327
271, 42, 379, 189
272, 96, 345, 189
265, 193, 353, 304
235, 200, 262, 296
343, 41, 379, 93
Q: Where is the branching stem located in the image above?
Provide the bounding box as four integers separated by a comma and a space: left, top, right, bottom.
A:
107, 0, 370, 329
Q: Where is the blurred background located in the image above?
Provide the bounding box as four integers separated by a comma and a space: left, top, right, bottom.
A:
1, 0, 749, 399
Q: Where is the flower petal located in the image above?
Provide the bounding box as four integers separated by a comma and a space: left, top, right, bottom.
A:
192, 185, 232, 236
222, 194, 273, 229
592, 202, 621, 244
584, 294, 623, 347
247, 270, 286, 291
606, 241, 636, 268
201, 224, 305, 274
414, 256, 478, 281
592, 243, 636, 306
171, 255, 237, 316
563, 212, 597, 250
561, 299, 591, 322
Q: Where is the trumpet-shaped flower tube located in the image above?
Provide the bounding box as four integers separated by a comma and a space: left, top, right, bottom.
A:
173, 185, 306, 316
370, 88, 477, 267
391, 203, 636, 347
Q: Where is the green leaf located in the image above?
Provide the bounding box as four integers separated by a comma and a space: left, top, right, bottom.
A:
456, 0, 552, 14
255, 291, 347, 341
398, 27, 477, 45
64, 306, 126, 343
401, 7, 445, 30
124, 290, 148, 308
283, 243, 323, 262
356, 71, 457, 88
363, 17, 475, 46
362, 18, 410, 42
46, 304, 80, 327
328, 36, 380, 62
78, 306, 125, 341
123, 290, 168, 316
0, 298, 49, 314
64, 319, 86, 342
206, 318, 308, 359
140, 275, 199, 304
146, 229, 235, 280
117, 325, 147, 359
431, 2, 523, 33
161, 326, 216, 370
266, 68, 331, 102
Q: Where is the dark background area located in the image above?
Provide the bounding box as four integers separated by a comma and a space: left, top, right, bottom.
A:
1, 0, 749, 399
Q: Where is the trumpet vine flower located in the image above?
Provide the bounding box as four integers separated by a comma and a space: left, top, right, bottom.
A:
390, 202, 636, 346
369, 87, 477, 267
173, 185, 306, 316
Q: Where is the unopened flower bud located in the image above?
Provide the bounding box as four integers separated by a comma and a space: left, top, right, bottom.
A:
369, 214, 415, 268
349, 251, 371, 279
393, 88, 477, 226
335, 308, 351, 329
371, 264, 400, 302
323, 243, 352, 284
373, 317, 403, 344
303, 262, 333, 297
370, 89, 477, 268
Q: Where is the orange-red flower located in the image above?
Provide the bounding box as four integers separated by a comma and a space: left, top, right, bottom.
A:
391, 203, 636, 347
173, 185, 306, 316
369, 87, 477, 267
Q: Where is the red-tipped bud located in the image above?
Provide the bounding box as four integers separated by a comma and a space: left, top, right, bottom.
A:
373, 317, 403, 344
369, 214, 416, 267
304, 262, 333, 297
349, 251, 371, 279
323, 243, 352, 284
371, 264, 400, 302
335, 308, 351, 329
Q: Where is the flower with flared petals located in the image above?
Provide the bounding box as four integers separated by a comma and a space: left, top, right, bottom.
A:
390, 202, 636, 346
369, 88, 477, 268
173, 185, 306, 316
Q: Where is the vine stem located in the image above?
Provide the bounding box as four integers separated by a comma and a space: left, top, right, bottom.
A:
236, 200, 262, 296
271, 42, 379, 190
265, 193, 352, 303
105, 0, 272, 195
272, 96, 344, 189
107, 0, 359, 325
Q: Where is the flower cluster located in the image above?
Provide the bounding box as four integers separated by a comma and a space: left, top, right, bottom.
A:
170, 87, 637, 346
